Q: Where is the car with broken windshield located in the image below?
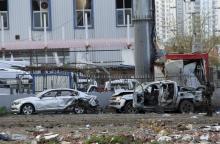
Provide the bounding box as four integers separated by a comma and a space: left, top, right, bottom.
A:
11, 88, 98, 115
133, 80, 205, 113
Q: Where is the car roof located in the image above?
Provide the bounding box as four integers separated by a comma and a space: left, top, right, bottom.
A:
46, 88, 76, 91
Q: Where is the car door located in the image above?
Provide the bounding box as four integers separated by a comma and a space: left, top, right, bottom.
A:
159, 82, 175, 107
36, 90, 59, 111
56, 90, 78, 109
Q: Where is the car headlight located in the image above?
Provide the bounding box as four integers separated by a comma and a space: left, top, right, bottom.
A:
13, 101, 21, 105
116, 97, 122, 101
195, 95, 202, 101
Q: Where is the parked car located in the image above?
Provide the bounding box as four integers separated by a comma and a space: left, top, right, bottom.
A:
109, 89, 135, 113
108, 79, 139, 113
133, 80, 204, 113
11, 88, 99, 115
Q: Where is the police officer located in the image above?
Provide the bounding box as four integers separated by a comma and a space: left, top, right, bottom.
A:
204, 81, 215, 117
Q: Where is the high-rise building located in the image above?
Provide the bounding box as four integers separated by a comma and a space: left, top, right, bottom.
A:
213, 0, 220, 36
176, 0, 218, 37
155, 0, 176, 43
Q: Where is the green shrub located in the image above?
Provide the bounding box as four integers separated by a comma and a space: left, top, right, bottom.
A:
0, 107, 8, 116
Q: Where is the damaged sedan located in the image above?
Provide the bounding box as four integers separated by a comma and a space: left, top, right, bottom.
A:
133, 80, 205, 113
11, 88, 99, 115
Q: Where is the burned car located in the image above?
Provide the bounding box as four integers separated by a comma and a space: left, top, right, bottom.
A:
11, 88, 98, 115
133, 80, 204, 113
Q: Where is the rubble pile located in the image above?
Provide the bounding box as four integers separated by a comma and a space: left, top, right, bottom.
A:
1, 115, 220, 143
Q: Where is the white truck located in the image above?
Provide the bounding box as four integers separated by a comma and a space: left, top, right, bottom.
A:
109, 80, 205, 113
133, 80, 205, 113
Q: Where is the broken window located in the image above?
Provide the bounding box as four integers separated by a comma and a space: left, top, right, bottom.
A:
0, 0, 8, 29
116, 0, 132, 26
75, 0, 93, 28
32, 0, 51, 29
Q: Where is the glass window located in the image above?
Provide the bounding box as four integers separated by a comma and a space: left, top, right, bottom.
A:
43, 90, 57, 97
116, 0, 132, 26
60, 90, 73, 96
75, 0, 93, 28
32, 0, 51, 30
0, 0, 8, 29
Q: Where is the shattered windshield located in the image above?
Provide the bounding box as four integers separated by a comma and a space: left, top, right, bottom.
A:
111, 83, 130, 90
135, 82, 150, 93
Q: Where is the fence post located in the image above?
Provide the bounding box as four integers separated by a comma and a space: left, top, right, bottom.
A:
32, 74, 35, 94
69, 72, 73, 89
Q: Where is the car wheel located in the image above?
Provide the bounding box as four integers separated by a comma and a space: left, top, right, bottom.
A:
179, 100, 194, 114
21, 104, 35, 115
124, 101, 136, 114
74, 106, 85, 114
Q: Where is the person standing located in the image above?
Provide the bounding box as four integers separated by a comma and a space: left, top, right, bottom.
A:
204, 82, 215, 117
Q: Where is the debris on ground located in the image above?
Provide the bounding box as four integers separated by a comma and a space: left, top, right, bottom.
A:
1, 114, 220, 143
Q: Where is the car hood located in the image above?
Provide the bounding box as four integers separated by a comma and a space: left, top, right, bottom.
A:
112, 89, 133, 97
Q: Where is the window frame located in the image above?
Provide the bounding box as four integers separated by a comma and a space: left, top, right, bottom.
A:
0, 0, 9, 30
115, 0, 133, 27
31, 0, 52, 31
74, 0, 94, 29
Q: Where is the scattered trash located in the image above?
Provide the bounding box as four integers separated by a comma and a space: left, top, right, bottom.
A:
158, 129, 169, 136
100, 130, 109, 134
177, 123, 193, 131
0, 133, 11, 141
191, 115, 198, 119
171, 134, 182, 140
202, 125, 220, 132
157, 136, 172, 142
86, 124, 90, 129
200, 134, 209, 141
182, 134, 193, 141
186, 124, 193, 130
35, 132, 59, 143
212, 126, 220, 132
11, 134, 28, 141
36, 125, 46, 132
44, 133, 59, 140
162, 114, 171, 117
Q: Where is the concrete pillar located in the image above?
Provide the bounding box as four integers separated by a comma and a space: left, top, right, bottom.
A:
133, 0, 156, 82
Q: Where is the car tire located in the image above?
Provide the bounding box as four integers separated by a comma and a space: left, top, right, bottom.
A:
124, 101, 136, 114
179, 100, 194, 114
21, 104, 35, 115
73, 101, 87, 114
74, 106, 86, 114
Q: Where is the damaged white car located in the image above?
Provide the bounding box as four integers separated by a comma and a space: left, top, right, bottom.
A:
109, 90, 135, 113
133, 80, 205, 113
11, 88, 99, 115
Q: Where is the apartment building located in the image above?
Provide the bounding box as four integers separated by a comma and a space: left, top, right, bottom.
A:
155, 0, 176, 43
0, 0, 134, 66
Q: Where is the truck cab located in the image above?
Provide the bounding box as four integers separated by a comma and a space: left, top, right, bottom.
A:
133, 80, 204, 113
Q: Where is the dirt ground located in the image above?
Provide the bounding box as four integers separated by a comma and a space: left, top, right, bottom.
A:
1, 113, 220, 143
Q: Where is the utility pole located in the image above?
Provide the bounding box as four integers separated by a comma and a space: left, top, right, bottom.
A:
133, 0, 156, 82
